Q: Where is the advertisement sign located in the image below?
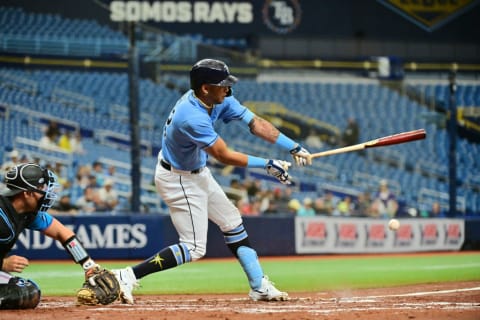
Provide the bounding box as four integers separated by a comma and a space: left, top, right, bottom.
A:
295, 217, 465, 254
10, 216, 465, 260
11, 216, 179, 260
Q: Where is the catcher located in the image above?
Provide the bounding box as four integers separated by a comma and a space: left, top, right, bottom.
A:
0, 163, 120, 309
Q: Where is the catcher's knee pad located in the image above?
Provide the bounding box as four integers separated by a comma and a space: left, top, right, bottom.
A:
0, 277, 41, 309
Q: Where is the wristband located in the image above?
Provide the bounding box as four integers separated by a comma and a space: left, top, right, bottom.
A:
275, 133, 296, 150
247, 155, 267, 168
63, 236, 90, 265
82, 258, 97, 271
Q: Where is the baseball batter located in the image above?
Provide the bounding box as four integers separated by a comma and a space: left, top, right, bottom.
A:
113, 59, 311, 303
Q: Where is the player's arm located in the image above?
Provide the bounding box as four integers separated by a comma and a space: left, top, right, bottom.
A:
248, 115, 281, 143
245, 114, 312, 166
205, 136, 250, 167
43, 218, 120, 306
206, 136, 292, 185
43, 217, 75, 242
43, 218, 97, 271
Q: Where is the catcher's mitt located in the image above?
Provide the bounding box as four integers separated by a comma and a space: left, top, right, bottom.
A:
77, 268, 120, 305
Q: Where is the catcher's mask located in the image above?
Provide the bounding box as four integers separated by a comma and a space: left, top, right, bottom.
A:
190, 59, 238, 96
3, 163, 60, 212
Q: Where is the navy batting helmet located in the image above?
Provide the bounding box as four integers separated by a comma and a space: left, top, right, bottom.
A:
190, 59, 238, 93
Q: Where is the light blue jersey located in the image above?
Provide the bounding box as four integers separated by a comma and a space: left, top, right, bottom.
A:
160, 90, 253, 171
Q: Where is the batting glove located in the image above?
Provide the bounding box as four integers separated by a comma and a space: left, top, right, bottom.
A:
265, 159, 292, 185
289, 144, 312, 166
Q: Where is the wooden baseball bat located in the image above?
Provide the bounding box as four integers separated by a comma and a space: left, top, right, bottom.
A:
308, 129, 426, 160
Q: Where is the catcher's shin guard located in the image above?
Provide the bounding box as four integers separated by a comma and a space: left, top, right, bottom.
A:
0, 277, 41, 309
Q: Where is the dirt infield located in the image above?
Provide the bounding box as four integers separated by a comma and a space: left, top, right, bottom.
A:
2, 281, 479, 320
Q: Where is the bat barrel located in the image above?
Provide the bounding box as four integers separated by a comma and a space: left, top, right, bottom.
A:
368, 129, 426, 148
309, 128, 427, 160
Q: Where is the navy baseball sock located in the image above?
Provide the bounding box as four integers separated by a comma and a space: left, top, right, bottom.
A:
224, 225, 263, 290
133, 243, 191, 278
237, 246, 264, 290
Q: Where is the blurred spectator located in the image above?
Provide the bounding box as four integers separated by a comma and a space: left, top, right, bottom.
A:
315, 191, 336, 216
70, 131, 85, 154
39, 131, 57, 150
420, 201, 447, 218
75, 186, 100, 214
1, 149, 20, 172
75, 164, 92, 189
262, 188, 292, 215
105, 165, 117, 178
238, 198, 261, 216
50, 192, 79, 215
92, 161, 106, 187
274, 188, 293, 214
87, 175, 100, 189
59, 180, 82, 203
297, 197, 316, 216
287, 199, 301, 215
58, 130, 73, 152
371, 179, 398, 219
354, 191, 374, 217
341, 117, 359, 146
97, 178, 119, 212
39, 120, 60, 150
52, 162, 68, 187
336, 196, 354, 216
313, 197, 325, 215
245, 179, 263, 202
45, 120, 60, 142
229, 178, 249, 204
430, 202, 447, 218
305, 128, 323, 149
258, 189, 274, 213
19, 153, 30, 164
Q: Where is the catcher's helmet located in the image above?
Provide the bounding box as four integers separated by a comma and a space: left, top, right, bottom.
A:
3, 163, 59, 211
190, 59, 238, 92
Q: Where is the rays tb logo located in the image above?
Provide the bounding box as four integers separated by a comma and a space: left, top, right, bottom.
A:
262, 0, 302, 34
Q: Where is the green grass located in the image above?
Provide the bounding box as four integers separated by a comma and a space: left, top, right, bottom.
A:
20, 253, 480, 296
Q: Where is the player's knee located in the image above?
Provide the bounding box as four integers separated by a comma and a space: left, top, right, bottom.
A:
0, 277, 41, 309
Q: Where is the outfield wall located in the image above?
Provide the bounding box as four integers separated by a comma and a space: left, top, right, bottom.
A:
11, 215, 476, 260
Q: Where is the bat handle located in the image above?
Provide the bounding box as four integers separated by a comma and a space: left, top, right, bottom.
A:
306, 155, 313, 165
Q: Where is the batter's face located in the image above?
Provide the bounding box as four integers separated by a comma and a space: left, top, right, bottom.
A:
204, 84, 230, 104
